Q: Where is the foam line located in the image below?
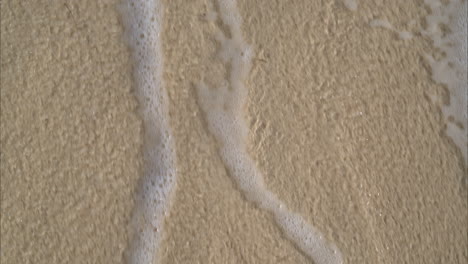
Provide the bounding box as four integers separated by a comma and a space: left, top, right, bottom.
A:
120, 0, 177, 263
196, 1, 343, 263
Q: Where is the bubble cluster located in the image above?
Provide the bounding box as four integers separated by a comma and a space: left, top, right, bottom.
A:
120, 1, 176, 263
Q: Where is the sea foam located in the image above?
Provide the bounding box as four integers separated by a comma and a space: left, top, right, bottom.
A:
197, 1, 343, 263
120, 0, 176, 263
423, 0, 468, 165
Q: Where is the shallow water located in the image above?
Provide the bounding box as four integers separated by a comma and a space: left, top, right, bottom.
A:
1, 0, 466, 263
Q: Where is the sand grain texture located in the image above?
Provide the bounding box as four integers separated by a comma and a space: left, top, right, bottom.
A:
1, 0, 467, 264
1, 1, 141, 263
159, 0, 467, 263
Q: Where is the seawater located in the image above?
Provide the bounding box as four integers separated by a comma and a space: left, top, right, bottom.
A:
423, 0, 468, 165
120, 0, 467, 263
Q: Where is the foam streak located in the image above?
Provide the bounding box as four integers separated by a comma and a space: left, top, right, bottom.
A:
197, 1, 343, 263
120, 0, 177, 263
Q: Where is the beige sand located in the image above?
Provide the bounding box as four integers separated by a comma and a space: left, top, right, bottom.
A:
159, 0, 467, 263
1, 0, 467, 264
1, 1, 142, 263
239, 1, 467, 263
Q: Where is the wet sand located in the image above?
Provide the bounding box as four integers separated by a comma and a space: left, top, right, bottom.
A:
239, 1, 467, 263
157, 0, 467, 263
1, 0, 467, 264
1, 1, 142, 263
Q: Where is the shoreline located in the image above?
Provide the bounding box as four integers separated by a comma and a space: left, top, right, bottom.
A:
1, 0, 466, 263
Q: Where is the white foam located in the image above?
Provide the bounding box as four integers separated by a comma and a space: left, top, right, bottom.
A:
343, 0, 359, 11
119, 1, 176, 263
197, 1, 343, 263
423, 0, 468, 165
369, 19, 393, 29
370, 19, 413, 40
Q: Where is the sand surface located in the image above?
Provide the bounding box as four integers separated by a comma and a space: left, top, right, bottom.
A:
1, 0, 467, 264
1, 1, 142, 263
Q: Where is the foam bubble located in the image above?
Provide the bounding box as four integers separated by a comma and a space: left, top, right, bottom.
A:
343, 0, 359, 11
423, 0, 468, 165
119, 0, 176, 263
196, 1, 343, 263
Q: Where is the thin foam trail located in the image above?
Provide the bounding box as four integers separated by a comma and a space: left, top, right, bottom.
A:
120, 0, 177, 263
196, 1, 343, 263
369, 19, 413, 40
